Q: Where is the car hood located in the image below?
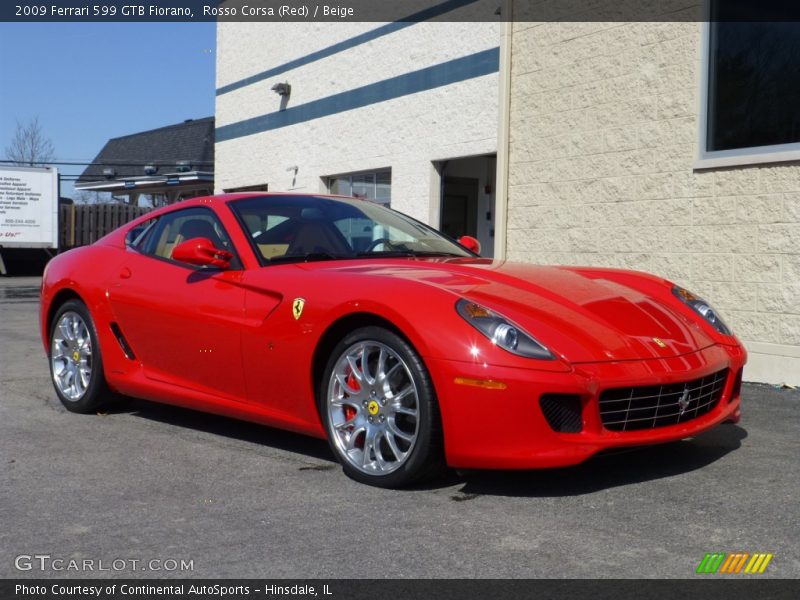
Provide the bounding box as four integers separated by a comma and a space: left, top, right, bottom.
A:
308, 258, 716, 363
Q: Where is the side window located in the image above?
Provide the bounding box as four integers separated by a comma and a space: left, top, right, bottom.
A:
238, 208, 300, 260
125, 218, 157, 248
139, 208, 239, 267
250, 217, 298, 260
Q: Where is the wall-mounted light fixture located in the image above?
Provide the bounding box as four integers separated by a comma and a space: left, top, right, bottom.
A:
144, 165, 158, 175
271, 82, 291, 97
175, 160, 191, 173
102, 167, 116, 179
287, 165, 298, 187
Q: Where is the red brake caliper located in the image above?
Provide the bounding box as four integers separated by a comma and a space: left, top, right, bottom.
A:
343, 371, 360, 422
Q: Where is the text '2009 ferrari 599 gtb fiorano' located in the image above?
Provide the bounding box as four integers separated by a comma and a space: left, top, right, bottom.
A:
40, 193, 746, 487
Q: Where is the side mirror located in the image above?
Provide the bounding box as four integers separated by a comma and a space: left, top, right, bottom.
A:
458, 235, 481, 255
172, 237, 233, 269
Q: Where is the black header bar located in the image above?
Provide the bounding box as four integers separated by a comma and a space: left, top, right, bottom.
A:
2, 579, 800, 600
5, 0, 800, 23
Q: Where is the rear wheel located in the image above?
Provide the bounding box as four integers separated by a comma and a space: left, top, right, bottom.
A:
319, 326, 443, 487
49, 299, 111, 413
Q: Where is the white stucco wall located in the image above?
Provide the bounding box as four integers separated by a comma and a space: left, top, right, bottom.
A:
216, 13, 800, 384
215, 21, 499, 224
505, 17, 800, 385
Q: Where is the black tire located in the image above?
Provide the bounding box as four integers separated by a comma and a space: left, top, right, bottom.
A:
318, 326, 444, 488
48, 299, 112, 413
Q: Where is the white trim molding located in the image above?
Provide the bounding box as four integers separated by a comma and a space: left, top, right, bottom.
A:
744, 342, 800, 386
493, 0, 513, 261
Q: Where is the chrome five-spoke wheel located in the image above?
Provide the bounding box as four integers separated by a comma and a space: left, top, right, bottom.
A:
321, 326, 443, 487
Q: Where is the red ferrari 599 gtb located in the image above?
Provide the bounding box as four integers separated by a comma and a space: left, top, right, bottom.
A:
40, 194, 746, 487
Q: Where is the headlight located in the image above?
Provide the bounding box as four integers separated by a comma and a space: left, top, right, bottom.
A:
456, 299, 554, 359
673, 286, 732, 336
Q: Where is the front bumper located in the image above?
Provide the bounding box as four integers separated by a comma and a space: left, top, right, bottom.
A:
429, 343, 746, 469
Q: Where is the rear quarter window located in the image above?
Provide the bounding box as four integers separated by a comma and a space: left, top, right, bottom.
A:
125, 218, 157, 248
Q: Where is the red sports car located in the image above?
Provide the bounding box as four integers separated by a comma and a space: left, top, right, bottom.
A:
40, 193, 746, 487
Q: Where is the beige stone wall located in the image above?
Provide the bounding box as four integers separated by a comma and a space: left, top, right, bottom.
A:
505, 19, 800, 384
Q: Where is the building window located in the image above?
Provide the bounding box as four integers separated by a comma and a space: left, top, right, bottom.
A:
328, 169, 391, 206
699, 10, 800, 167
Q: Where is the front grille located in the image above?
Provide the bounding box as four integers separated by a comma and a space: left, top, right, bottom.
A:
599, 369, 728, 432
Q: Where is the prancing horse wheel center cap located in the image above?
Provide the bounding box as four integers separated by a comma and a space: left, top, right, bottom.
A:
367, 400, 380, 416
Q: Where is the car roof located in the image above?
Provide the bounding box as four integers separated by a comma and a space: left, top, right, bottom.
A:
139, 192, 363, 220
98, 192, 369, 248
206, 192, 362, 204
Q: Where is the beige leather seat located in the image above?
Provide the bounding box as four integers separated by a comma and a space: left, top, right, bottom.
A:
285, 221, 351, 256
176, 219, 224, 248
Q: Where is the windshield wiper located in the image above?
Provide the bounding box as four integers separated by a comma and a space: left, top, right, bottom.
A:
354, 250, 464, 258
268, 252, 347, 264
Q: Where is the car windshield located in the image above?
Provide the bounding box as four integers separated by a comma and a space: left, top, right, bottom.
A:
230, 195, 473, 264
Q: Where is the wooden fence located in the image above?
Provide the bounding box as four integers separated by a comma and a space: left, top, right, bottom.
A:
59, 203, 152, 250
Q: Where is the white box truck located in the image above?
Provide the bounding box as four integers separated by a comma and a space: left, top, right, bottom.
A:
0, 165, 59, 275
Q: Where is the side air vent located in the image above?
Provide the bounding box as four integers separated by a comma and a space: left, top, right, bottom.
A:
110, 322, 136, 360
539, 394, 583, 433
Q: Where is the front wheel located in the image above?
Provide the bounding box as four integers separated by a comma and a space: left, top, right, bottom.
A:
49, 299, 112, 413
319, 326, 444, 487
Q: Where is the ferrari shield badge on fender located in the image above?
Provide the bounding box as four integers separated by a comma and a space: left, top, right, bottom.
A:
653, 337, 667, 348
292, 298, 305, 320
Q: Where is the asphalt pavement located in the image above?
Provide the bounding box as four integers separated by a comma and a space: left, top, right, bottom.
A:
1, 276, 798, 579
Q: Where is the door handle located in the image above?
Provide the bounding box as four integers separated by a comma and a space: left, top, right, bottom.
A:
119, 267, 132, 279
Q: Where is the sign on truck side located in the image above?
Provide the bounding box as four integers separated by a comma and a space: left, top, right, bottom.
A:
0, 165, 58, 249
